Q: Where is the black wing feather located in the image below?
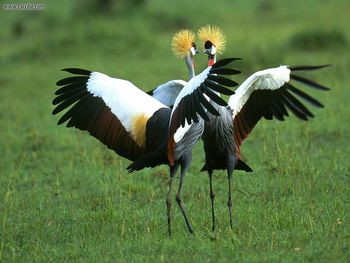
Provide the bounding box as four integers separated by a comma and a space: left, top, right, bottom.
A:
285, 83, 324, 108
196, 88, 220, 116
288, 65, 331, 71
290, 74, 330, 91
56, 76, 88, 86
207, 75, 239, 87
52, 88, 87, 105
204, 79, 235, 95
55, 82, 85, 95
203, 86, 228, 106
211, 58, 242, 69
193, 90, 210, 121
210, 68, 241, 75
62, 68, 91, 76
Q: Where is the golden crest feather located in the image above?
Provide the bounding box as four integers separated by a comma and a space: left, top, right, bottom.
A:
198, 25, 226, 54
171, 29, 195, 58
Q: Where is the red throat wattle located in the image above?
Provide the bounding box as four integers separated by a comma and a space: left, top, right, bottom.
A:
208, 57, 215, 66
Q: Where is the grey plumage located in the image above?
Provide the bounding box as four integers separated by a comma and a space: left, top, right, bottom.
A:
202, 104, 235, 156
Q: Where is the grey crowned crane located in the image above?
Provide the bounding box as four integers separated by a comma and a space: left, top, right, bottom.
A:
52, 32, 240, 235
147, 29, 239, 234
198, 25, 331, 231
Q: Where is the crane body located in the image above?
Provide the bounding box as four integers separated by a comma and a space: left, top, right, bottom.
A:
198, 25, 330, 231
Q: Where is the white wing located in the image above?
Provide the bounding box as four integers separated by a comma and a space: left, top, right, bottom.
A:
87, 71, 165, 130
229, 66, 291, 118
228, 65, 330, 146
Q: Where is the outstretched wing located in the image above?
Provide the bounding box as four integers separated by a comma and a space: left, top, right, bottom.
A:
168, 58, 241, 165
52, 68, 167, 161
228, 65, 330, 147
147, 79, 187, 108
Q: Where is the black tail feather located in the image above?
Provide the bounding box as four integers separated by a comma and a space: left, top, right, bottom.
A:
127, 148, 166, 173
235, 159, 253, 172
200, 159, 253, 172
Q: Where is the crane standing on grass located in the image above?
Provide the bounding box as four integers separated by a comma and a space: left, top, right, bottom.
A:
148, 30, 240, 234
198, 25, 330, 231
52, 30, 240, 235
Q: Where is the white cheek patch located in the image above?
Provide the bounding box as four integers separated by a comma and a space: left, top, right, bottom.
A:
211, 46, 217, 55
190, 46, 196, 56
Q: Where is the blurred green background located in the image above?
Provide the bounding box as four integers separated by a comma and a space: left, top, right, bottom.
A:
1, 0, 349, 262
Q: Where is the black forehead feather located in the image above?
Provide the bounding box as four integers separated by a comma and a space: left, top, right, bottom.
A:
204, 40, 213, 49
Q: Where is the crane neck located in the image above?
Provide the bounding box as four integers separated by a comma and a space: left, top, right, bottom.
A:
185, 54, 195, 79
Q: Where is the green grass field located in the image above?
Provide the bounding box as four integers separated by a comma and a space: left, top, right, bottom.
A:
1, 0, 349, 262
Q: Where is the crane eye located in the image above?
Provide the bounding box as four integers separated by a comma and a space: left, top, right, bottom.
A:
191, 42, 197, 49
204, 40, 213, 49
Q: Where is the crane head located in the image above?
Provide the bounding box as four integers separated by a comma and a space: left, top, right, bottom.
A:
171, 29, 198, 58
198, 25, 226, 66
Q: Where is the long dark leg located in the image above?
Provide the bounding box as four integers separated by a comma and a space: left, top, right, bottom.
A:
175, 152, 194, 234
208, 170, 216, 231
227, 156, 235, 229
167, 163, 179, 236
